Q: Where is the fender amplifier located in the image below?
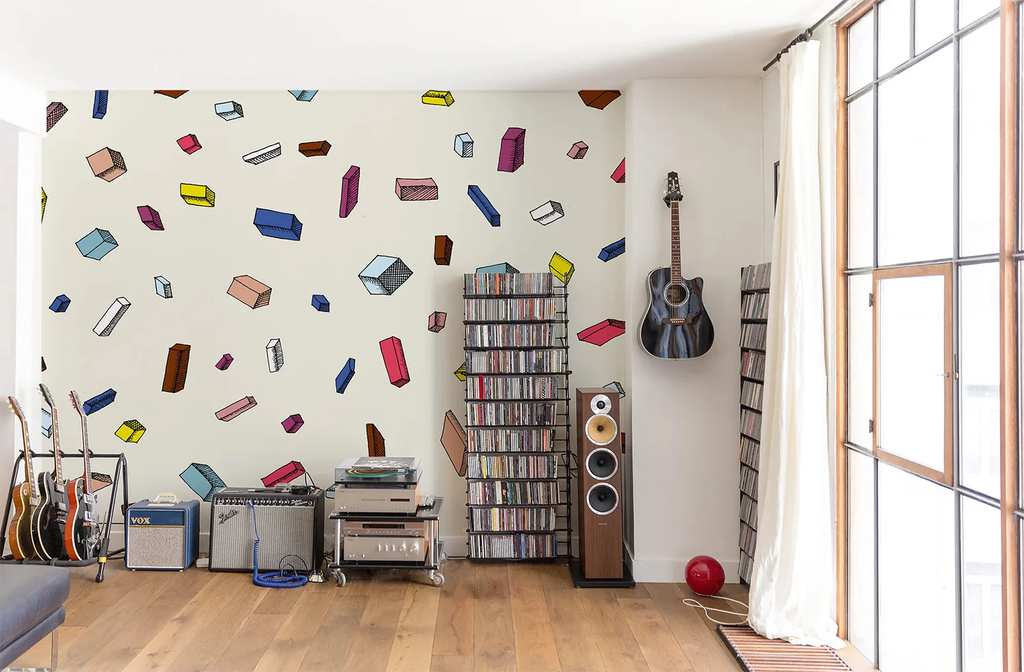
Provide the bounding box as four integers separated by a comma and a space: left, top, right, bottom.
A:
209, 486, 324, 573
126, 496, 200, 570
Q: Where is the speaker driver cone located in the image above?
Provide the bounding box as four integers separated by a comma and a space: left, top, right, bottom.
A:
586, 448, 619, 480
585, 413, 618, 446
590, 394, 612, 415
586, 483, 619, 516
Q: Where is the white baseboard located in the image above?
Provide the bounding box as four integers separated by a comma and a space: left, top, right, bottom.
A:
630, 556, 740, 584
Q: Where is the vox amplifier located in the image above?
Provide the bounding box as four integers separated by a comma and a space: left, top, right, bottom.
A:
209, 487, 324, 573
126, 496, 200, 570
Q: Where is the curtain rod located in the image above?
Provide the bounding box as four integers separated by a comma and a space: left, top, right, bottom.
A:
762, 0, 853, 71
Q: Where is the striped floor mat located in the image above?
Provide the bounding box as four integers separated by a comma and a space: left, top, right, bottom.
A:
718, 625, 853, 672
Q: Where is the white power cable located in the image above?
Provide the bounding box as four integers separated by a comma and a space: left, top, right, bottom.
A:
681, 595, 750, 625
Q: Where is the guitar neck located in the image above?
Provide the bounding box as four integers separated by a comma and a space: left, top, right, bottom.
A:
80, 412, 92, 494
51, 408, 63, 483
670, 202, 682, 284
19, 419, 37, 497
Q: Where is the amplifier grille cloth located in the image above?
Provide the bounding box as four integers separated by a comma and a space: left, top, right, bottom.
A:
210, 503, 314, 571
127, 527, 185, 569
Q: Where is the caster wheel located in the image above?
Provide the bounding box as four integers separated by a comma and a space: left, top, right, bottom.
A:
335, 571, 347, 587
440, 551, 448, 563
431, 571, 445, 587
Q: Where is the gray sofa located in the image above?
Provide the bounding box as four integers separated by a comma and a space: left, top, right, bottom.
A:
0, 565, 70, 670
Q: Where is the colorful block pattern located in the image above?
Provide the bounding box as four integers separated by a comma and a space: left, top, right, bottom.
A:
262, 461, 306, 487
180, 183, 215, 207
289, 90, 317, 101
366, 423, 386, 457
177, 134, 202, 154
215, 396, 258, 421
137, 205, 164, 230
422, 90, 455, 106
46, 102, 68, 131
253, 208, 303, 241
215, 354, 233, 371
227, 275, 272, 309
395, 177, 438, 201
242, 143, 281, 165
266, 338, 284, 373
476, 262, 519, 274
549, 252, 574, 283
434, 235, 453, 265
604, 381, 626, 398
76, 228, 118, 260
214, 100, 244, 120
299, 140, 331, 157
311, 294, 330, 312
83, 388, 117, 415
577, 319, 626, 346
530, 200, 564, 226
179, 462, 226, 501
454, 133, 473, 158
578, 90, 621, 110
611, 158, 626, 183
468, 185, 500, 226
154, 90, 188, 98
93, 91, 108, 119
379, 336, 410, 387
599, 237, 626, 261
115, 420, 146, 443
454, 363, 467, 382
86, 147, 127, 182
154, 276, 172, 299
336, 358, 356, 393
42, 409, 53, 439
497, 127, 525, 173
93, 297, 130, 336
49, 294, 71, 313
162, 343, 190, 393
339, 166, 360, 217
41, 188, 46, 221
359, 255, 413, 295
281, 414, 304, 433
568, 141, 588, 159
440, 411, 469, 477
428, 311, 447, 333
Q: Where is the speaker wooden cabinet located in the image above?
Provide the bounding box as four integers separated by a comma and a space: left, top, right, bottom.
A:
576, 388, 624, 579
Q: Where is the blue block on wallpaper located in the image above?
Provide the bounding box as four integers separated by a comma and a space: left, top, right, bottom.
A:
92, 90, 108, 119
83, 388, 116, 415
214, 100, 244, 121
599, 237, 626, 262
179, 463, 226, 502
467, 185, 500, 226
288, 90, 318, 102
476, 262, 520, 274
312, 294, 330, 312
49, 294, 71, 313
253, 208, 303, 241
42, 409, 52, 439
75, 228, 118, 260
454, 133, 473, 158
155, 276, 173, 299
336, 357, 356, 394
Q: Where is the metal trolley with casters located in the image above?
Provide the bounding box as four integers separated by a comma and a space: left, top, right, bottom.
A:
327, 497, 447, 587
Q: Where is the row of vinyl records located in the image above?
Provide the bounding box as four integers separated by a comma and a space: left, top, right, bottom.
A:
468, 480, 560, 505
464, 298, 561, 321
467, 428, 554, 453
740, 408, 762, 441
470, 533, 557, 559
740, 380, 763, 411
740, 493, 758, 530
739, 550, 754, 583
739, 435, 760, 469
464, 273, 553, 296
466, 401, 558, 427
739, 521, 757, 557
466, 376, 562, 400
740, 323, 767, 350
465, 324, 560, 348
467, 350, 567, 374
741, 350, 766, 380
740, 464, 759, 500
469, 506, 558, 532
467, 454, 559, 479
741, 292, 770, 319
740, 262, 772, 291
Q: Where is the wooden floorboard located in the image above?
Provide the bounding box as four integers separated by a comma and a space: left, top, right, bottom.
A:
13, 561, 747, 671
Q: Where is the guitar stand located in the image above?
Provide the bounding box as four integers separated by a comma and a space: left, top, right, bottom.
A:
1, 451, 129, 583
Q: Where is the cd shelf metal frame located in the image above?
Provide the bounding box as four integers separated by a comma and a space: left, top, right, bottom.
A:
463, 277, 574, 561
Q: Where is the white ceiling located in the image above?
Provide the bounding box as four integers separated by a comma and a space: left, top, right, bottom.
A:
2, 0, 834, 90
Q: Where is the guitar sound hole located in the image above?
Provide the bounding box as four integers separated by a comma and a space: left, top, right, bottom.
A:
664, 284, 690, 307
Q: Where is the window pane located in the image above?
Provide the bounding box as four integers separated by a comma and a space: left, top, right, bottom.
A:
879, 463, 955, 672
849, 449, 876, 665
960, 19, 1001, 257
878, 46, 954, 265
878, 273, 947, 473
962, 497, 1002, 672
960, 0, 999, 29
878, 0, 911, 75
960, 263, 1000, 497
849, 274, 873, 448
849, 92, 874, 269
849, 11, 875, 92
915, 0, 954, 53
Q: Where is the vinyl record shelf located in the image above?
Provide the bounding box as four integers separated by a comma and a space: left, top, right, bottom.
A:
738, 262, 770, 584
463, 272, 574, 561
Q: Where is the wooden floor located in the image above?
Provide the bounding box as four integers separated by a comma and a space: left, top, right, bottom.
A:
13, 559, 756, 672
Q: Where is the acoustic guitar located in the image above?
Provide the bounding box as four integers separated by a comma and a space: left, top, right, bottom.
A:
32, 383, 68, 560
638, 171, 715, 359
6, 396, 40, 560
66, 390, 100, 561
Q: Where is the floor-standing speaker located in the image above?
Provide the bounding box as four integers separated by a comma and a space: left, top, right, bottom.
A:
576, 388, 624, 580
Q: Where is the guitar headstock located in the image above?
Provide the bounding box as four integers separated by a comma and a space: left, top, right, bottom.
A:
39, 383, 56, 409
69, 390, 84, 417
663, 171, 683, 208
7, 396, 26, 422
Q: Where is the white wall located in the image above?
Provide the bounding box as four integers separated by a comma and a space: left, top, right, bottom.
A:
626, 79, 764, 582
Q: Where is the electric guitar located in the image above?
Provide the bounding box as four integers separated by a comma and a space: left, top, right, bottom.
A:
66, 390, 99, 561
6, 396, 40, 560
638, 171, 715, 359
32, 384, 67, 560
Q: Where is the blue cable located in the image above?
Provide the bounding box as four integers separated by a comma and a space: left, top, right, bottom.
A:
248, 500, 308, 588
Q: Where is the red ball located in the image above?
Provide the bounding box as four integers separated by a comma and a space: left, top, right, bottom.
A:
685, 555, 725, 596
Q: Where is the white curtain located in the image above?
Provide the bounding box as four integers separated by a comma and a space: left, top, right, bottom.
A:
747, 40, 843, 649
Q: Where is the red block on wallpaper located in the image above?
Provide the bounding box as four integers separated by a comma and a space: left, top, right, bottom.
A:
261, 460, 306, 487
578, 319, 626, 346
379, 336, 410, 387
611, 158, 625, 183
177, 134, 202, 154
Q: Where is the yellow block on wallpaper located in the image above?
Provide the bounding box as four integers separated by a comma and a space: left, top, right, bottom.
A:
115, 419, 146, 443
422, 90, 455, 107
454, 362, 467, 382
180, 183, 216, 207
41, 188, 47, 221
549, 252, 574, 284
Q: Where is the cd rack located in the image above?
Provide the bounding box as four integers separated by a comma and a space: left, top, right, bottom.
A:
463, 273, 573, 560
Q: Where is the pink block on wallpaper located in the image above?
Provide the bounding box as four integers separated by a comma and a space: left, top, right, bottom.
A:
215, 354, 233, 370
339, 165, 361, 218
177, 134, 202, 154
577, 319, 626, 346
610, 158, 626, 183
395, 178, 438, 202
497, 127, 526, 173
428, 311, 446, 333
215, 395, 257, 421
261, 460, 306, 487
281, 413, 304, 434
379, 336, 410, 387
137, 205, 164, 230
567, 141, 588, 160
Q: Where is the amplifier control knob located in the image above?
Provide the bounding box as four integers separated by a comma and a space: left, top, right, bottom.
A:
378, 544, 383, 552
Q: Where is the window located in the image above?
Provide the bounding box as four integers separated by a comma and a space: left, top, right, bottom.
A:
837, 0, 1010, 669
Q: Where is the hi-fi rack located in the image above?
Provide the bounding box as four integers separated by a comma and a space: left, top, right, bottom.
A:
462, 272, 575, 560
